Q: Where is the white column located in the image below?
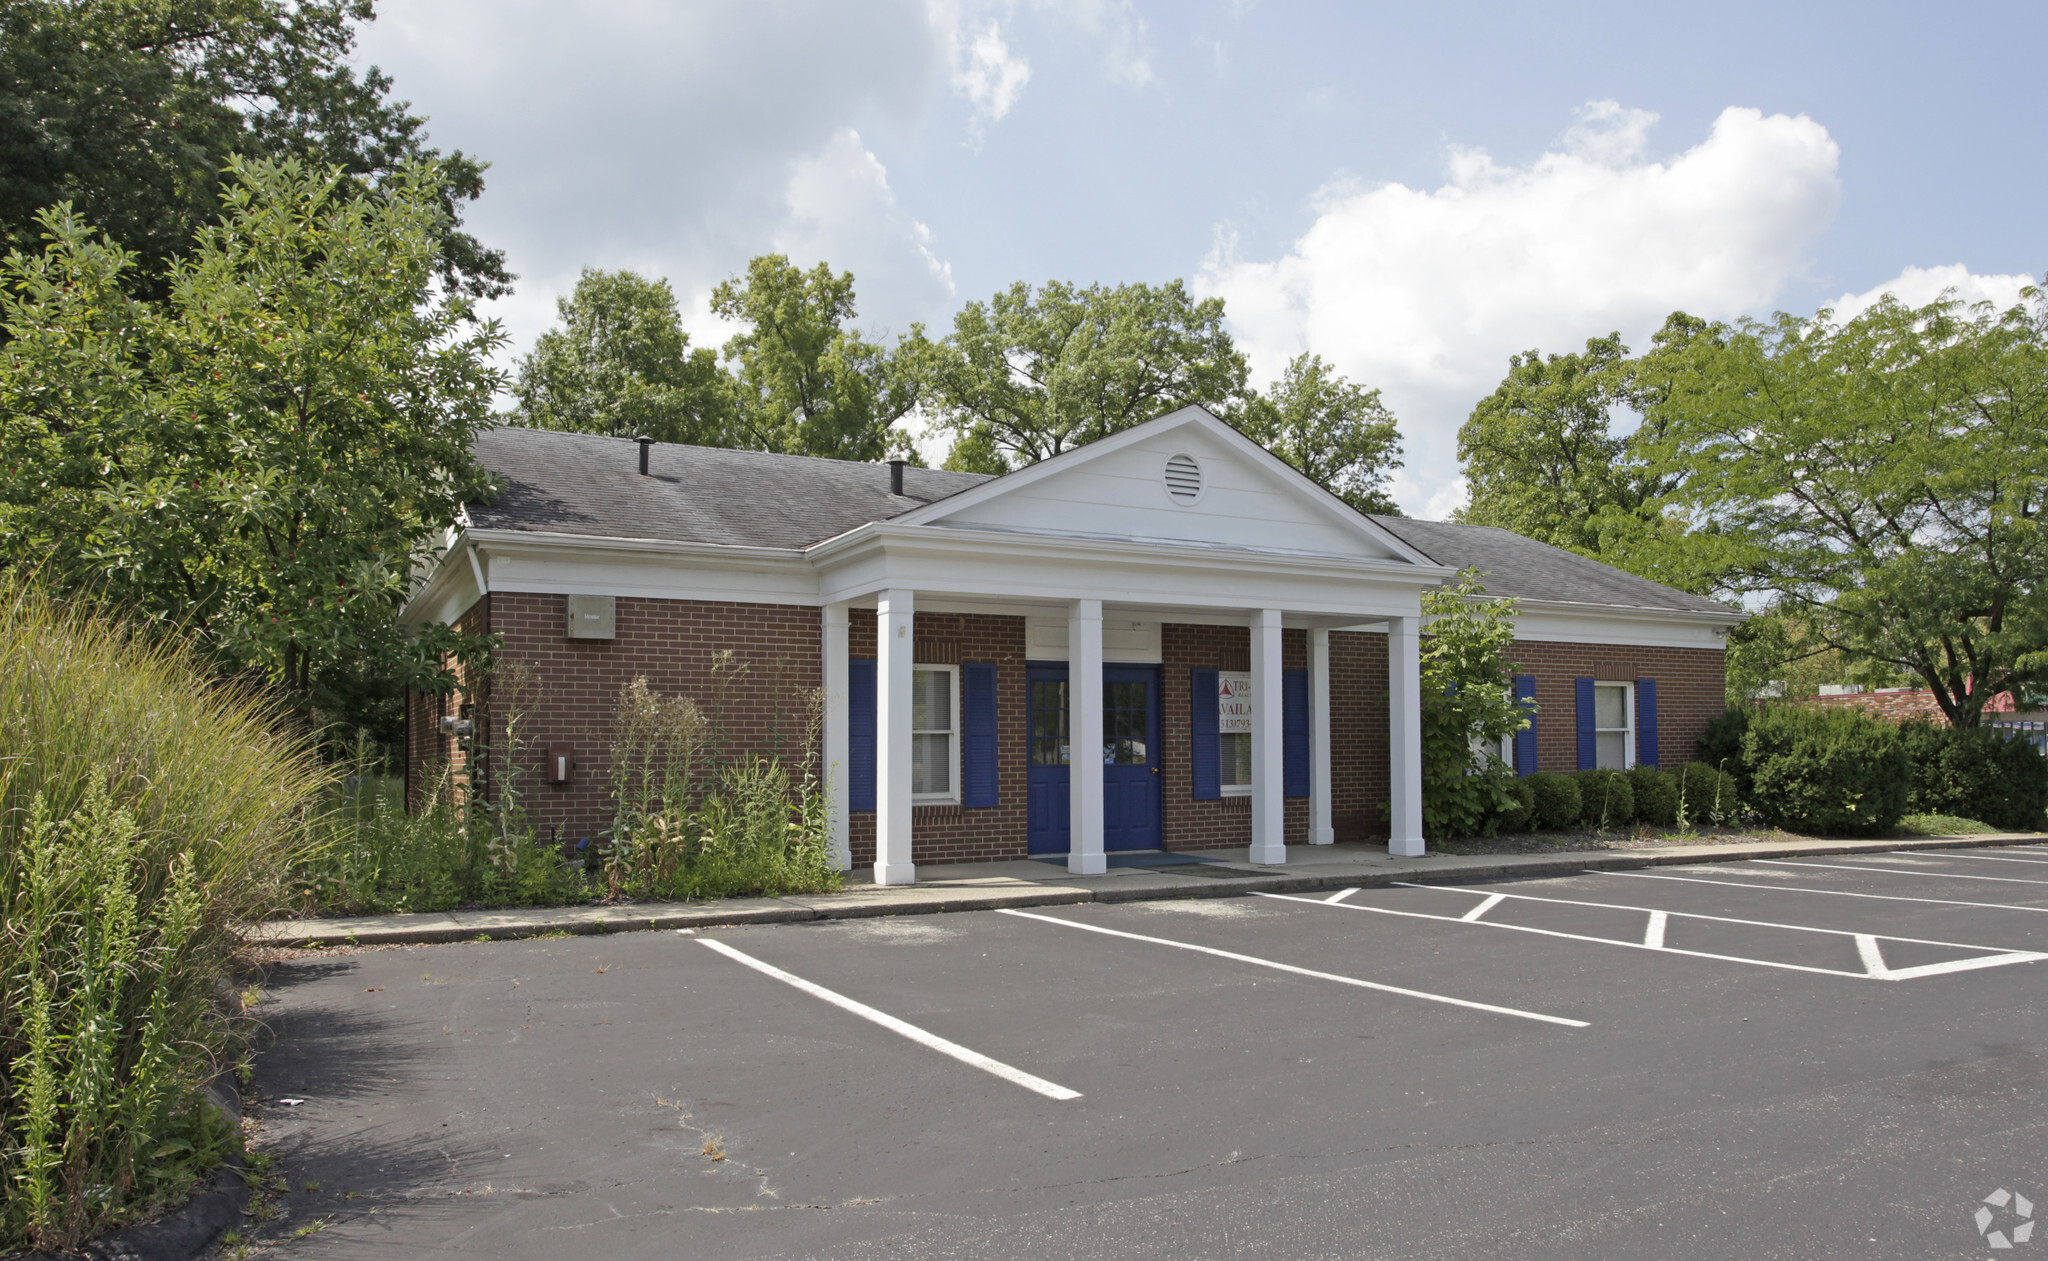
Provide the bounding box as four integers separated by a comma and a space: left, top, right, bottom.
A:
1067, 599, 1106, 876
874, 589, 916, 886
1310, 627, 1334, 845
821, 603, 851, 871
1249, 608, 1287, 865
1387, 614, 1425, 857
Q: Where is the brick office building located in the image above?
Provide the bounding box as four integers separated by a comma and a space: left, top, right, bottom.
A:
402, 406, 1743, 884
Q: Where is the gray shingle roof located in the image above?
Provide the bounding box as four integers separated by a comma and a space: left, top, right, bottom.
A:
465, 428, 1735, 617
468, 427, 993, 549
1366, 515, 1738, 616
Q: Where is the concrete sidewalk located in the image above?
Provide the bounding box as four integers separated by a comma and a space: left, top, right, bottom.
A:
248, 830, 2048, 948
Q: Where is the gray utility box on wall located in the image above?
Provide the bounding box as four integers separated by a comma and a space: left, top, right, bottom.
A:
566, 594, 616, 639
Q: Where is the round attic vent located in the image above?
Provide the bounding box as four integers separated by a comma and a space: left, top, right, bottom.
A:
1163, 453, 1203, 504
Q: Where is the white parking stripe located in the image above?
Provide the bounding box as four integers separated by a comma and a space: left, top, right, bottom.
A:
1644, 911, 1668, 949
1324, 887, 1358, 905
1855, 935, 1887, 976
1462, 893, 1506, 922
698, 939, 1082, 1101
996, 908, 1587, 1028
1938, 852, 2048, 867
1592, 867, 2048, 914
1757, 859, 2048, 887
1259, 886, 2048, 981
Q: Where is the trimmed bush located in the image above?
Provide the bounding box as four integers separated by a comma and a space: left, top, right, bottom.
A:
1629, 766, 1679, 826
1527, 771, 1582, 830
1674, 761, 1741, 824
1494, 777, 1536, 833
1575, 768, 1636, 830
1741, 705, 1910, 836
1895, 720, 2048, 833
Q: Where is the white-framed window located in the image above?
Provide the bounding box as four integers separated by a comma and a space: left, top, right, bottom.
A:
912, 665, 960, 802
1593, 681, 1634, 770
1220, 731, 1253, 796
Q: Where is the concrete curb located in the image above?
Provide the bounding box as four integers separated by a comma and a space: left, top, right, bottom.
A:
248, 831, 2047, 949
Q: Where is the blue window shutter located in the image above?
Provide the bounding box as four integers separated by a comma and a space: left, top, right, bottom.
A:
962, 662, 998, 807
1575, 677, 1597, 771
1636, 678, 1658, 767
1283, 669, 1311, 797
848, 658, 876, 812
1191, 667, 1221, 800
1513, 675, 1538, 776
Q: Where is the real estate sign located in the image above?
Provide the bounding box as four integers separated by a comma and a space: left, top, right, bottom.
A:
1219, 671, 1253, 733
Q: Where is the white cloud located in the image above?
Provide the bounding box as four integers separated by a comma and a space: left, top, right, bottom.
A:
1201, 101, 1842, 516
929, 1, 1032, 140
1830, 263, 2036, 324
772, 130, 956, 335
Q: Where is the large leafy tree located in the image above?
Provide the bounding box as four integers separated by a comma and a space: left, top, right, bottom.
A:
710, 255, 920, 462
917, 278, 1248, 471
0, 0, 506, 301
1229, 352, 1403, 514
1648, 289, 2048, 727
1455, 331, 1703, 587
0, 159, 503, 730
509, 268, 728, 444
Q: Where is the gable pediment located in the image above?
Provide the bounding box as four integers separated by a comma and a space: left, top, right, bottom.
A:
902, 407, 1423, 564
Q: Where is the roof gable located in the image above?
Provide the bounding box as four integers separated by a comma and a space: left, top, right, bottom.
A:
894, 406, 1432, 564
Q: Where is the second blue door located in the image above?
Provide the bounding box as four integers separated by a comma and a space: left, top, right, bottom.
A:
1027, 663, 1161, 854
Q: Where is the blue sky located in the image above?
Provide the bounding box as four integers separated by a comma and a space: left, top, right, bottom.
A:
355, 1, 2046, 515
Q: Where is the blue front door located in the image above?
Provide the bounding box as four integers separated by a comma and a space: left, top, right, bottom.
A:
1102, 666, 1162, 850
1026, 664, 1070, 854
1026, 663, 1163, 854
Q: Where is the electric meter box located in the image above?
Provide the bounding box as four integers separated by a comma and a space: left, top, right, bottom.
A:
565, 594, 616, 639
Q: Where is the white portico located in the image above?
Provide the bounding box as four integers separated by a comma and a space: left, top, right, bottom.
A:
808, 407, 1452, 886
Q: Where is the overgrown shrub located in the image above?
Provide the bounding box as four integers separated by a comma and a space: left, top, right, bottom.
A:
1576, 769, 1636, 830
1494, 777, 1536, 833
1896, 720, 2048, 832
1527, 772, 1581, 830
0, 587, 325, 1251
1417, 571, 1529, 839
1674, 762, 1740, 825
1741, 705, 1910, 836
1629, 766, 1679, 827
602, 674, 840, 901
1699, 706, 1753, 799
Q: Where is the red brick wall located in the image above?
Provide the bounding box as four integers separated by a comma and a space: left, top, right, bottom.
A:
845, 610, 1031, 868
406, 596, 491, 815
1329, 630, 1391, 842
413, 594, 825, 845
1506, 641, 1727, 772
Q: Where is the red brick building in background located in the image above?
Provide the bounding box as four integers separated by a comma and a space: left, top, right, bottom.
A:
404, 408, 1743, 881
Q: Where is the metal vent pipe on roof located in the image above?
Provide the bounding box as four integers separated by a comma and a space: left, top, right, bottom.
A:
888, 458, 905, 496
636, 436, 652, 475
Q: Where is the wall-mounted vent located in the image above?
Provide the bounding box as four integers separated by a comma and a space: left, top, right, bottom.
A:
1163, 453, 1203, 503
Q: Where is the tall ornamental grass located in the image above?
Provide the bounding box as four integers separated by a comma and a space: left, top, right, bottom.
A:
0, 587, 327, 1251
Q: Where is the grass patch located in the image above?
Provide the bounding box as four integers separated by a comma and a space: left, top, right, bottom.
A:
1895, 812, 2004, 836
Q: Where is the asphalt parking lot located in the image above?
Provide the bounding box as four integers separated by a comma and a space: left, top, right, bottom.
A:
241, 844, 2048, 1259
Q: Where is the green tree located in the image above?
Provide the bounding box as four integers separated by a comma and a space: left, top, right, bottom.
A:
710, 255, 920, 461
0, 0, 506, 301
510, 268, 728, 444
1455, 332, 1702, 579
0, 159, 502, 729
1230, 352, 1403, 514
1649, 288, 2048, 727
918, 278, 1248, 468
1418, 571, 1529, 838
